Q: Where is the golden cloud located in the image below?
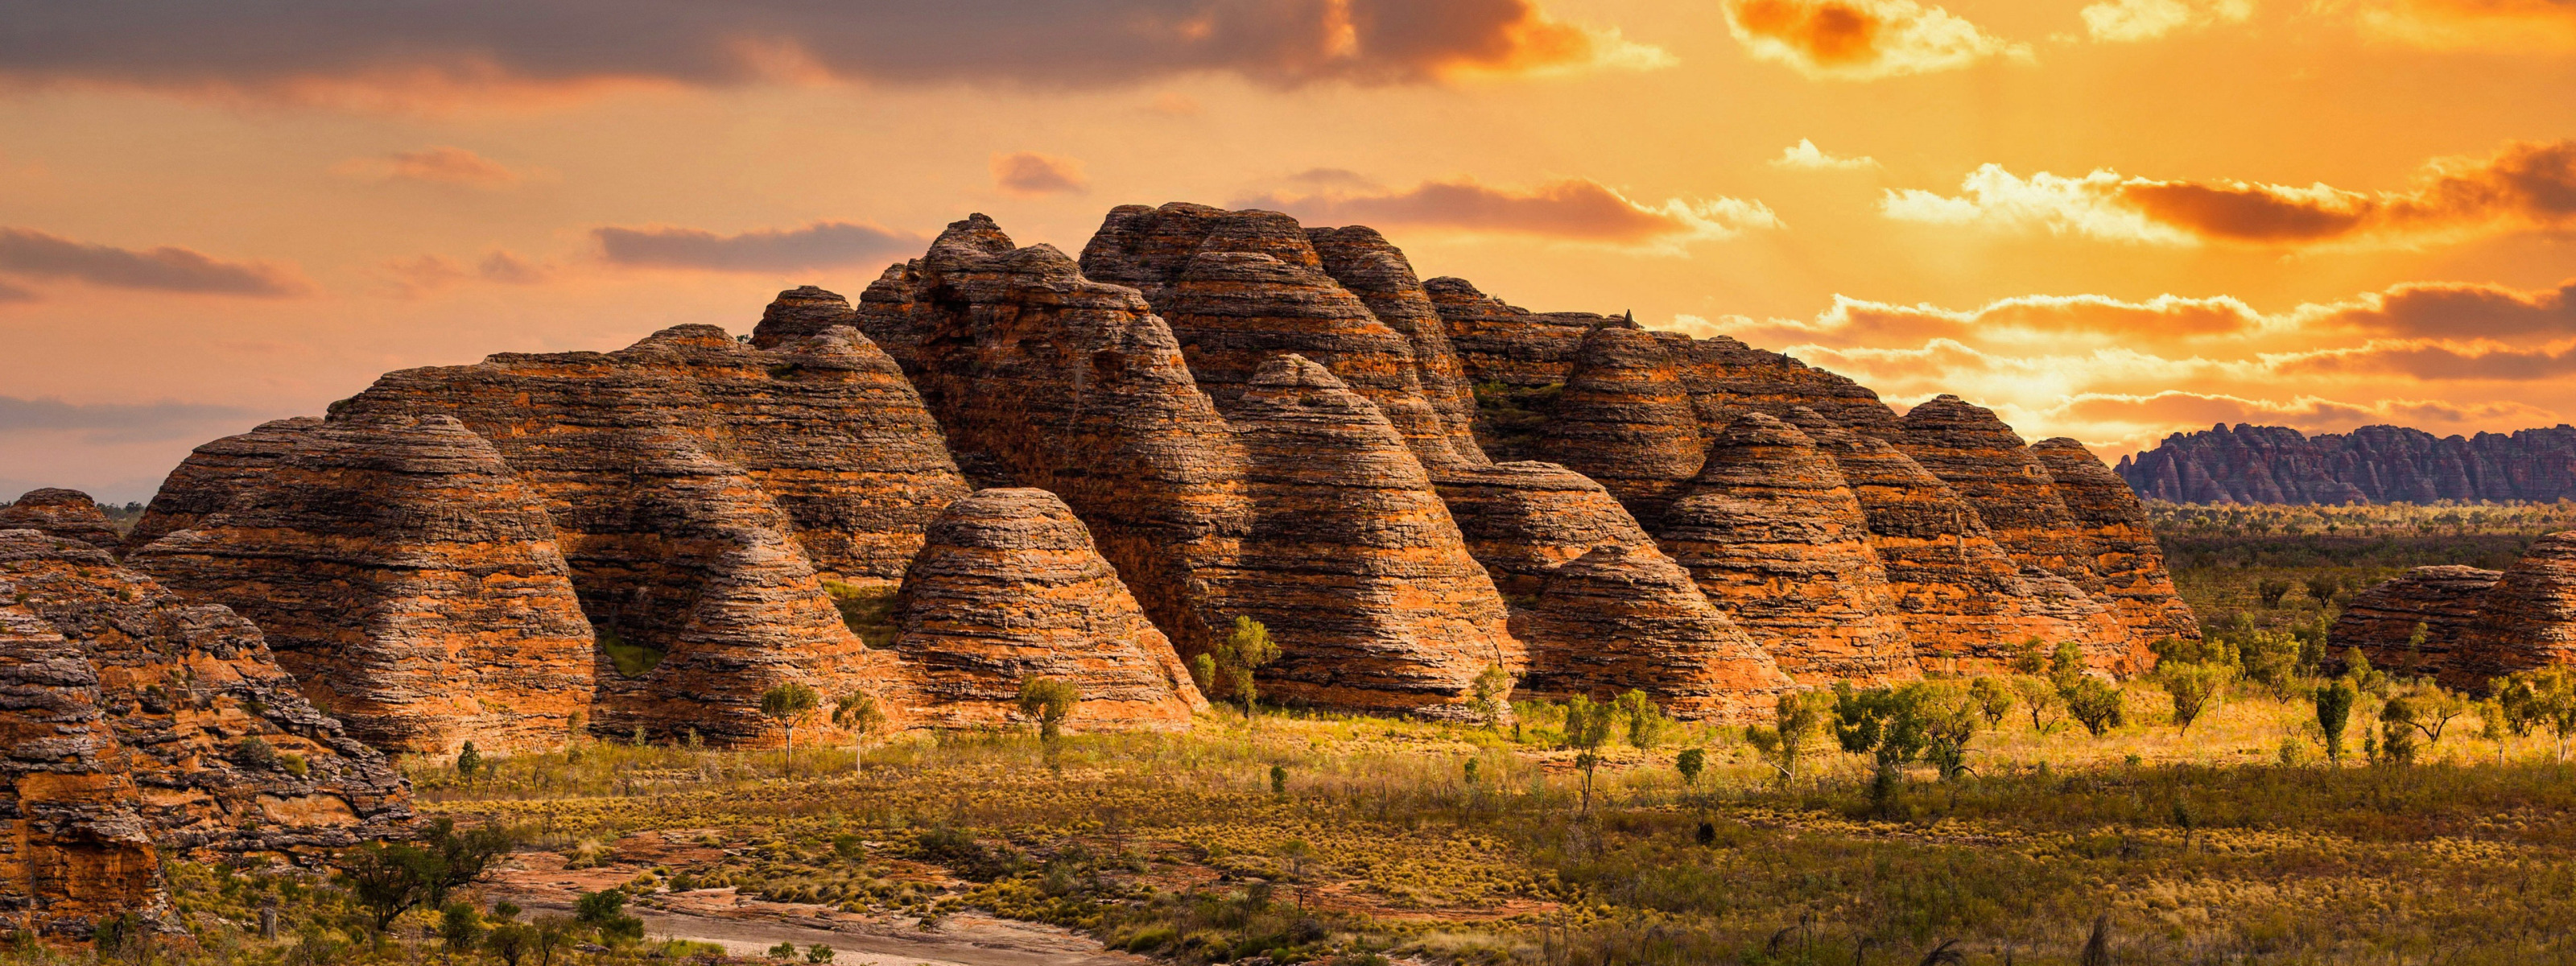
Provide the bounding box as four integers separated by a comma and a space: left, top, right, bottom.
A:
1885, 138, 2576, 248
2357, 0, 2576, 52
1241, 176, 1780, 250
332, 146, 527, 188
0, 228, 312, 297
2079, 0, 2253, 43
1722, 0, 2030, 80
991, 151, 1089, 196
1771, 139, 1880, 171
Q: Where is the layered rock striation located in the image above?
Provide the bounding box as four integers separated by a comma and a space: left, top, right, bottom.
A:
2328, 565, 2501, 687
1531, 324, 1705, 530
2033, 438, 2202, 644
1513, 543, 1792, 721
0, 530, 410, 932
1664, 335, 1901, 438
890, 489, 1206, 729
125, 414, 595, 755
0, 489, 122, 552
2454, 533, 2576, 686
1656, 414, 1913, 683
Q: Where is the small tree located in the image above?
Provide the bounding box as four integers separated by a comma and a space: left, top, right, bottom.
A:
573, 890, 643, 945
2315, 680, 2357, 762
530, 915, 572, 966
1018, 676, 1081, 742
833, 691, 886, 775
2380, 696, 2422, 765
1614, 689, 1668, 749
2507, 667, 2576, 762
1188, 653, 1217, 695
486, 923, 533, 966
1745, 691, 1825, 787
2160, 662, 2232, 733
440, 903, 485, 963
2342, 647, 2388, 695
2305, 575, 2341, 605
2049, 641, 2087, 692
338, 840, 445, 931
1562, 695, 1619, 811
1214, 616, 1280, 715
1472, 664, 1515, 728
455, 741, 482, 781
2007, 637, 2050, 677
2062, 678, 2126, 738
2013, 675, 2064, 734
2256, 579, 2292, 609
1969, 676, 2016, 728
1675, 747, 1707, 788
760, 683, 821, 765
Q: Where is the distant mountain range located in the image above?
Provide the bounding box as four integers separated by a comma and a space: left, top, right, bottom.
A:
2118, 423, 2576, 505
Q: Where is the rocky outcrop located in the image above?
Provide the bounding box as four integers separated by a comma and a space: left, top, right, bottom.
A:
1656, 414, 1914, 684
1434, 462, 1658, 601
2032, 438, 2202, 644
0, 597, 162, 936
1421, 276, 1611, 390
125, 419, 320, 552
2117, 422, 2576, 505
1664, 334, 1901, 437
889, 489, 1206, 730
0, 489, 122, 553
1513, 543, 1792, 722
2328, 565, 2501, 687
0, 531, 409, 919
1783, 409, 2126, 673
328, 328, 936, 745
1228, 356, 1520, 716
1307, 225, 1488, 469
1895, 396, 2091, 585
2455, 533, 2576, 687
1080, 204, 1472, 471
855, 216, 1255, 656
748, 285, 860, 349
1531, 324, 1704, 530
125, 414, 595, 755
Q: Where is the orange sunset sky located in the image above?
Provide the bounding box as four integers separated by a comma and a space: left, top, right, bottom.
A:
2, 0, 2572, 501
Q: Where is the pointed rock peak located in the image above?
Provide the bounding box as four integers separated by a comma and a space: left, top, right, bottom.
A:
1422, 276, 1489, 299
931, 213, 1016, 258
1248, 353, 1347, 390
1901, 394, 2025, 442
997, 242, 1081, 275
630, 324, 741, 353
1575, 320, 1670, 358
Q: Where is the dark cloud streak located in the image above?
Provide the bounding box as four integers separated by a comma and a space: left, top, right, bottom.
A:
593, 221, 925, 272
0, 228, 309, 296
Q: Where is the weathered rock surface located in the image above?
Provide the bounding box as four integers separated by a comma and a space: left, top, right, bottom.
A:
1513, 543, 1792, 722
890, 489, 1206, 730
0, 530, 410, 930
1434, 462, 1658, 601
126, 419, 320, 552
857, 215, 1255, 656
2032, 438, 2202, 645
748, 285, 861, 350
1658, 334, 1898, 437
2456, 533, 2576, 687
1080, 204, 1470, 471
329, 328, 935, 745
0, 489, 122, 553
126, 414, 595, 755
1783, 409, 2125, 673
0, 597, 162, 935
1228, 356, 1521, 716
1307, 225, 1488, 469
2328, 565, 2501, 687
1422, 276, 1610, 390
1657, 414, 1914, 684
1531, 324, 1705, 530
1895, 396, 2091, 583
2115, 421, 2576, 505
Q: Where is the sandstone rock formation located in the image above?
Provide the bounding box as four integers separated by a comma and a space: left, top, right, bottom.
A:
1784, 409, 2125, 673
2328, 565, 2501, 688
0, 530, 409, 932
748, 285, 860, 349
1307, 225, 1488, 469
1530, 323, 1704, 530
125, 419, 321, 552
889, 489, 1206, 730
1080, 204, 1472, 470
0, 597, 162, 935
0, 489, 122, 552
1513, 543, 1792, 721
2032, 438, 2202, 644
2455, 533, 2576, 686
1421, 276, 1610, 390
1228, 355, 1519, 716
1895, 396, 2089, 583
328, 326, 941, 745
2117, 421, 2576, 505
1434, 462, 1660, 601
1656, 414, 1914, 683
126, 414, 595, 755
1663, 334, 1901, 437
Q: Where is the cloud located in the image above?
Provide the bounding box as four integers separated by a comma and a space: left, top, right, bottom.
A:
1884, 138, 2576, 248
2036, 390, 2553, 433
592, 221, 927, 272
384, 250, 559, 297
0, 0, 1670, 109
2356, 0, 2576, 52
1771, 139, 1880, 171
0, 279, 35, 303
991, 151, 1088, 196
1722, 0, 2030, 80
2079, 0, 2253, 42
1147, 92, 1203, 116
0, 394, 259, 444
2305, 279, 2576, 340
2271, 339, 2576, 381
0, 227, 311, 296
1701, 291, 2276, 350
332, 146, 526, 188
1240, 176, 1781, 249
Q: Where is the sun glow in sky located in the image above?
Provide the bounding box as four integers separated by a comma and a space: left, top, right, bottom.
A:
2, 0, 2571, 500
